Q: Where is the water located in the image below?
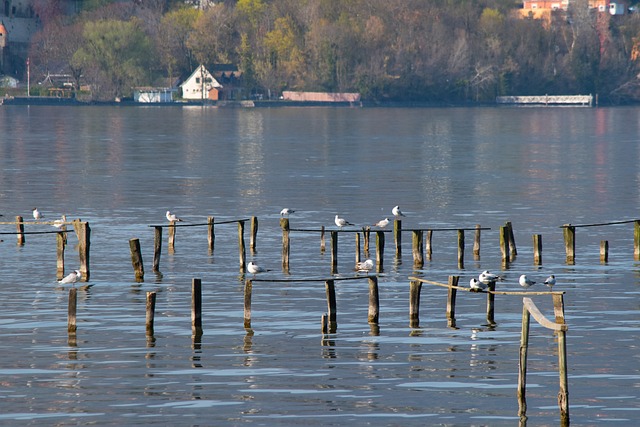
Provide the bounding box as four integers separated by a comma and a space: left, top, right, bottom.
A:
0, 105, 639, 426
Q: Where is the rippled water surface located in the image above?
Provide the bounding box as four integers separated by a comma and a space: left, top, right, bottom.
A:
0, 105, 639, 425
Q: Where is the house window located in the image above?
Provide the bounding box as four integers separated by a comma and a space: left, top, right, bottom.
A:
196, 77, 200, 84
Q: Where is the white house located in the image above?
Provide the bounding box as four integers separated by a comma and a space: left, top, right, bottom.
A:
180, 65, 223, 100
133, 87, 176, 103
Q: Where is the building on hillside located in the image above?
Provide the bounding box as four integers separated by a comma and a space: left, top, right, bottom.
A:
521, 0, 629, 17
179, 65, 222, 101
133, 87, 176, 103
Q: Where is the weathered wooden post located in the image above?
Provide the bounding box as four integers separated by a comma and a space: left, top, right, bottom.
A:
192, 278, 203, 336
409, 280, 422, 328
153, 226, 162, 273
168, 220, 176, 253
473, 224, 481, 260
56, 231, 65, 280
74, 221, 91, 280
330, 231, 338, 274
238, 220, 246, 272
320, 226, 325, 253
363, 226, 370, 255
146, 291, 156, 336
635, 220, 640, 261
321, 313, 328, 334
376, 231, 385, 272
457, 229, 465, 269
394, 219, 402, 257
506, 221, 517, 258
486, 282, 496, 325
250, 216, 258, 254
600, 240, 609, 263
129, 238, 144, 282
368, 276, 379, 324
15, 215, 24, 245
325, 280, 337, 333
517, 303, 530, 416
563, 224, 575, 265
552, 293, 566, 325
558, 326, 570, 425
500, 225, 510, 266
412, 230, 424, 268
446, 276, 459, 328
355, 232, 361, 264
280, 218, 290, 271
533, 234, 542, 265
68, 288, 77, 334
426, 230, 433, 260
244, 279, 252, 329
207, 216, 215, 253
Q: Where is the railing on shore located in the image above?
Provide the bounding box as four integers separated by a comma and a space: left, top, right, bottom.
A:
496, 94, 593, 106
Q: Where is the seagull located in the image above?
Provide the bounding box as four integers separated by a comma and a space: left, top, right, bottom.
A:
479, 270, 501, 285
355, 259, 374, 273
52, 215, 67, 228
335, 214, 353, 229
470, 277, 487, 292
247, 261, 270, 276
392, 205, 406, 217
59, 270, 81, 284
32, 208, 43, 220
544, 275, 556, 288
374, 218, 390, 228
280, 208, 295, 216
166, 211, 183, 222
519, 274, 536, 288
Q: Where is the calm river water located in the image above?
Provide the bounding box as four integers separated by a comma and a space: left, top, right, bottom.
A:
0, 104, 638, 426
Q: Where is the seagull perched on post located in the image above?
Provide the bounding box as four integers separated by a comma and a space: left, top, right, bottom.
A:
392, 205, 406, 217
280, 208, 295, 216
247, 261, 270, 276
59, 270, 81, 285
52, 215, 67, 228
544, 275, 556, 288
374, 218, 389, 228
355, 259, 374, 273
470, 277, 487, 292
479, 270, 501, 286
335, 215, 353, 229
519, 274, 536, 288
166, 211, 183, 222
32, 208, 43, 220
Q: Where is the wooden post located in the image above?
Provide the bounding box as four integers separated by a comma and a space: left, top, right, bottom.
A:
368, 276, 379, 324
563, 225, 575, 265
68, 288, 77, 334
56, 231, 65, 280
558, 328, 570, 424
325, 280, 337, 333
473, 224, 481, 260
457, 229, 464, 269
168, 220, 176, 252
146, 291, 156, 336
207, 216, 215, 253
635, 220, 640, 261
363, 227, 370, 255
518, 304, 531, 416
446, 276, 459, 328
506, 221, 517, 257
280, 218, 290, 271
192, 278, 203, 336
409, 280, 422, 328
355, 232, 361, 264
330, 231, 338, 274
129, 238, 144, 282
426, 230, 433, 260
16, 215, 24, 245
238, 220, 246, 272
153, 226, 162, 273
250, 216, 258, 254
552, 293, 566, 325
486, 282, 496, 325
376, 231, 385, 272
321, 313, 328, 334
500, 225, 510, 266
244, 279, 252, 329
320, 226, 325, 253
600, 240, 609, 263
74, 221, 91, 281
412, 230, 424, 268
394, 219, 402, 257
533, 234, 542, 265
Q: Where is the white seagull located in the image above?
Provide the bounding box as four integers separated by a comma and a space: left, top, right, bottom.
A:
374, 218, 390, 228
519, 274, 536, 288
355, 259, 374, 273
544, 275, 556, 288
247, 261, 270, 276
52, 214, 67, 228
166, 211, 183, 222
32, 207, 43, 220
479, 270, 501, 285
392, 205, 406, 217
59, 270, 81, 284
470, 277, 487, 292
280, 208, 295, 216
335, 214, 353, 229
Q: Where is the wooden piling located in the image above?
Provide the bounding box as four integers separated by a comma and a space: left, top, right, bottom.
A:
394, 219, 402, 257
244, 279, 252, 329
486, 282, 496, 325
563, 225, 575, 265
446, 276, 459, 328
506, 221, 517, 257
280, 218, 290, 271
412, 230, 424, 268
320, 226, 325, 253
207, 216, 215, 253
168, 220, 176, 252
457, 229, 464, 269
129, 238, 144, 282
635, 220, 640, 261
192, 278, 203, 336
330, 231, 338, 273
153, 226, 162, 273
533, 234, 542, 265
146, 291, 156, 336
16, 215, 24, 245
368, 276, 379, 324
56, 231, 65, 280
552, 293, 566, 325
409, 280, 422, 328
517, 303, 530, 416
558, 327, 570, 424
321, 313, 328, 334
355, 232, 361, 264
473, 224, 481, 260
500, 225, 510, 266
68, 288, 77, 334
363, 227, 370, 255
376, 231, 384, 272
325, 280, 337, 333
426, 230, 433, 260
250, 216, 258, 254
600, 240, 609, 263
238, 220, 246, 272
74, 221, 91, 281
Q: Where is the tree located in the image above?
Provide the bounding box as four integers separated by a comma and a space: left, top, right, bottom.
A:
157, 7, 201, 82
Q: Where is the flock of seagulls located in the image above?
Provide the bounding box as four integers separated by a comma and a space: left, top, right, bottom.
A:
469, 270, 556, 292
